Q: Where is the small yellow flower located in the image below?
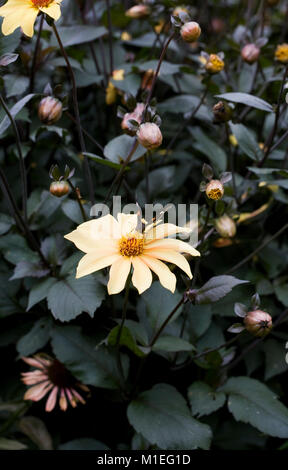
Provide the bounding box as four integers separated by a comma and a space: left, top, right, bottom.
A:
205, 179, 224, 200
64, 213, 200, 295
121, 31, 131, 41
0, 0, 62, 38
205, 54, 225, 74
275, 43, 288, 63
112, 69, 125, 81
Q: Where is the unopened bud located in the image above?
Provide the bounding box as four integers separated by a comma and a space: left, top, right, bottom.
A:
125, 4, 150, 18
275, 43, 288, 64
244, 310, 272, 337
38, 97, 62, 125
241, 43, 260, 64
121, 102, 145, 136
213, 101, 232, 123
215, 215, 236, 238
205, 180, 224, 200
136, 122, 163, 150
180, 21, 201, 43
50, 181, 69, 197
205, 54, 225, 74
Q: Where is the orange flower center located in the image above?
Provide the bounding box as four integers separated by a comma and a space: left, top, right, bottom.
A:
31, 0, 53, 7
119, 236, 144, 257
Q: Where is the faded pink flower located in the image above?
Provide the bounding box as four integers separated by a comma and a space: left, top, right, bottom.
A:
21, 354, 89, 412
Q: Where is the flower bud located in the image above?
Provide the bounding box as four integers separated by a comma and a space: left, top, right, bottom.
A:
241, 43, 260, 64
173, 6, 189, 17
215, 215, 236, 238
205, 179, 224, 200
180, 21, 201, 43
213, 101, 232, 123
38, 96, 62, 125
125, 5, 150, 18
121, 102, 145, 136
136, 123, 163, 150
50, 181, 69, 198
275, 43, 288, 64
244, 310, 272, 337
141, 69, 156, 91
205, 54, 224, 74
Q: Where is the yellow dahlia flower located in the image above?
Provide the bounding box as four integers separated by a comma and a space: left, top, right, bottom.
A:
64, 213, 200, 295
0, 0, 62, 38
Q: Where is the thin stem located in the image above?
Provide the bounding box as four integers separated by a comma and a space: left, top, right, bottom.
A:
29, 13, 44, 93
105, 0, 114, 75
149, 297, 185, 347
0, 94, 27, 222
225, 122, 238, 202
226, 222, 288, 274
145, 31, 176, 108
68, 180, 87, 222
65, 111, 104, 153
116, 271, 132, 386
166, 85, 209, 152
52, 22, 95, 204
259, 64, 288, 167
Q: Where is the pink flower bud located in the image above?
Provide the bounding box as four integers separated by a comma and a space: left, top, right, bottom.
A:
125, 5, 150, 19
241, 43, 260, 64
180, 21, 201, 43
38, 96, 62, 125
244, 310, 272, 337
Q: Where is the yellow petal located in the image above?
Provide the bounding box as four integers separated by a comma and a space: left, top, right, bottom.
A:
76, 253, 120, 278
64, 214, 121, 251
132, 257, 152, 294
145, 223, 191, 242
145, 249, 192, 279
140, 255, 176, 293
107, 257, 131, 295
65, 229, 118, 254
145, 238, 201, 257
1, 4, 38, 37
117, 213, 138, 236
40, 2, 61, 21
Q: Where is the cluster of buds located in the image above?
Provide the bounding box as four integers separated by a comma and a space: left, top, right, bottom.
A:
213, 101, 232, 124
275, 43, 288, 64
228, 294, 273, 338
49, 164, 74, 198
200, 163, 232, 201
171, 10, 201, 44
119, 95, 162, 150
